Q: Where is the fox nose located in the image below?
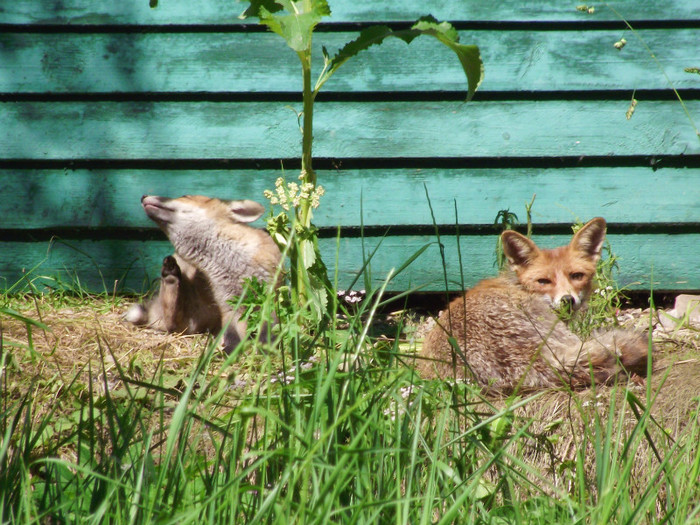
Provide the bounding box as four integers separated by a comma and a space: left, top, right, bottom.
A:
559, 294, 582, 311
560, 295, 575, 308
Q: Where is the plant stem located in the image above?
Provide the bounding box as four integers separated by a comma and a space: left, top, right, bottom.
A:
299, 51, 316, 228
295, 44, 316, 303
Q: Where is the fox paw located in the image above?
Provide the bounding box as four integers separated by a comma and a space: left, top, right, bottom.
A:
125, 303, 148, 325
161, 255, 182, 279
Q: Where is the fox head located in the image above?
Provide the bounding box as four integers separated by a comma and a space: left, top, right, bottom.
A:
139, 194, 280, 303
140, 195, 277, 273
501, 218, 607, 309
141, 195, 265, 234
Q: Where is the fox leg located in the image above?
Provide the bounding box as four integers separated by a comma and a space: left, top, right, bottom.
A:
125, 257, 179, 330
158, 255, 186, 332
219, 311, 277, 353
220, 310, 246, 353
124, 257, 178, 332
546, 328, 650, 386
584, 329, 650, 378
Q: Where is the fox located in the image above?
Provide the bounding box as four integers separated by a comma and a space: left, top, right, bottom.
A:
418, 217, 650, 391
125, 195, 282, 351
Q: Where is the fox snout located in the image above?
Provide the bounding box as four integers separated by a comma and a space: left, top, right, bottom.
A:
140, 195, 172, 227
141, 194, 158, 205
553, 292, 582, 310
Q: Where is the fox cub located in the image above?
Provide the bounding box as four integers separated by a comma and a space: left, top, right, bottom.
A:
418, 218, 650, 391
126, 195, 281, 351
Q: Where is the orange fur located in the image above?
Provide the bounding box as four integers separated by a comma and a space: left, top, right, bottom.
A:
418, 218, 650, 391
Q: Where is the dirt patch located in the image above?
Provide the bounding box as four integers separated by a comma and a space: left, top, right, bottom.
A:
1, 296, 212, 416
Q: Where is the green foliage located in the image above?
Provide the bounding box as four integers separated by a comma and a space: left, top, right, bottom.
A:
493, 208, 520, 271
318, 16, 483, 101
243, 0, 330, 52
240, 0, 484, 326
264, 175, 332, 324
493, 195, 536, 271
1, 266, 696, 523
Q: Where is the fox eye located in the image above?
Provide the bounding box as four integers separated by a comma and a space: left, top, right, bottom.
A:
570, 272, 585, 281
537, 278, 552, 285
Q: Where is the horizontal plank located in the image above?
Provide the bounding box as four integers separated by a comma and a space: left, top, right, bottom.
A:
2, 1, 698, 25
1, 234, 697, 293
332, 234, 700, 292
1, 167, 699, 229
2, 100, 699, 160
2, 29, 699, 93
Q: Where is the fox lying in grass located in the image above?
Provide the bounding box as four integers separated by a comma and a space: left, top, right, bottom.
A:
126, 195, 281, 351
418, 218, 650, 391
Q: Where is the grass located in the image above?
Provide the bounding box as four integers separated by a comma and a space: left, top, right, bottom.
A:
1, 272, 700, 524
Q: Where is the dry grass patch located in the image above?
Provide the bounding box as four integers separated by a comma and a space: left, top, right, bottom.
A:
3, 296, 699, 441
2, 294, 700, 522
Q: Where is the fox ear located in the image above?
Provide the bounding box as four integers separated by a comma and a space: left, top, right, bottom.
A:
228, 200, 265, 223
571, 217, 607, 261
501, 230, 539, 269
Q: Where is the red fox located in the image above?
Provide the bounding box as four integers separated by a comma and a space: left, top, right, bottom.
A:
418, 218, 650, 391
126, 195, 281, 351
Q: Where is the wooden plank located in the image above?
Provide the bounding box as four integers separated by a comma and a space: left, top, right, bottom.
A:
2, 29, 698, 93
1, 234, 697, 293
2, 1, 698, 25
327, 234, 700, 292
2, 100, 699, 159
1, 167, 698, 229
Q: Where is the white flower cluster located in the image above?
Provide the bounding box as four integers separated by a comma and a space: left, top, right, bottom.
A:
263, 175, 325, 211
337, 289, 365, 305
383, 385, 415, 420
581, 392, 605, 408
593, 286, 615, 297
269, 358, 317, 385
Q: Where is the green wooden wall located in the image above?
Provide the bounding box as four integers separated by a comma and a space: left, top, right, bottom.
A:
1, 1, 699, 293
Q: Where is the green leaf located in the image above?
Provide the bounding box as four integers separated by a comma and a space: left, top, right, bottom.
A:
317, 25, 409, 88
240, 0, 331, 52
300, 238, 316, 269
261, 9, 319, 52
0, 307, 49, 330
318, 15, 483, 101
312, 0, 330, 17
238, 0, 284, 19
411, 16, 484, 101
